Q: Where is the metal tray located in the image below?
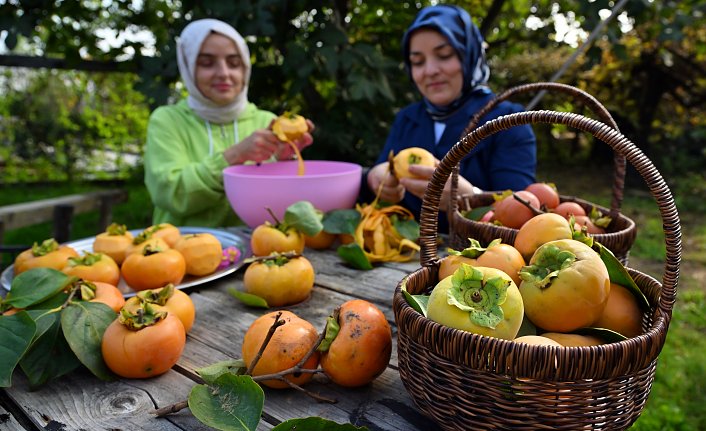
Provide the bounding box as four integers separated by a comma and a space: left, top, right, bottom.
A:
1, 226, 251, 297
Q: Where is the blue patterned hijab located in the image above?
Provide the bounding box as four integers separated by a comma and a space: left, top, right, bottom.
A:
402, 5, 490, 120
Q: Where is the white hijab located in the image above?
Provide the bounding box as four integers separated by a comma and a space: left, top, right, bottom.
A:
177, 19, 251, 124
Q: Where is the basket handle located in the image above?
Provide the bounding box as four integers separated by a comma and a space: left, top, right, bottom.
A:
448, 82, 626, 223
422, 110, 680, 319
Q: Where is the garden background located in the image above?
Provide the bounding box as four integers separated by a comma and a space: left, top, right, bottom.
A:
1, 1, 705, 430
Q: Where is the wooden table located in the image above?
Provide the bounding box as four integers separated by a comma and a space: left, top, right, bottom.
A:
0, 231, 444, 431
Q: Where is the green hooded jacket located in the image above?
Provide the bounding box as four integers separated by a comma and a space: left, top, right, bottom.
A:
144, 99, 276, 227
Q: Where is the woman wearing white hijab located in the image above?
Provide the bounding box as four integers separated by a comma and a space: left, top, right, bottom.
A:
144, 19, 313, 227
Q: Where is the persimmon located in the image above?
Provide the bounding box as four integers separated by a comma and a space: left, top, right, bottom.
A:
514, 212, 573, 262
250, 222, 305, 256
552, 201, 586, 218
438, 254, 477, 280
121, 246, 186, 291
14, 239, 78, 275
62, 252, 121, 286
144, 223, 181, 248
519, 239, 610, 332
319, 300, 392, 387
242, 311, 320, 389
573, 215, 606, 235
492, 190, 540, 229
126, 236, 171, 256
174, 233, 223, 276
525, 182, 560, 210
476, 241, 526, 287
304, 230, 337, 250
513, 335, 562, 347
92, 223, 134, 265
123, 285, 196, 333
392, 147, 436, 179
272, 112, 308, 142
80, 280, 125, 312
427, 264, 524, 340
592, 283, 643, 338
243, 253, 315, 307
101, 304, 186, 379
541, 332, 603, 347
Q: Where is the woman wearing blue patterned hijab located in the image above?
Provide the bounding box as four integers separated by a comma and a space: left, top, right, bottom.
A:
365, 4, 537, 232
402, 4, 491, 120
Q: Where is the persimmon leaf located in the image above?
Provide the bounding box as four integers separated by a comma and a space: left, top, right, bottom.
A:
323, 209, 360, 234
337, 243, 373, 270
61, 301, 116, 381
197, 360, 248, 385
228, 288, 269, 308
0, 311, 36, 387
284, 200, 323, 236
272, 417, 368, 430
5, 268, 72, 308
189, 374, 264, 431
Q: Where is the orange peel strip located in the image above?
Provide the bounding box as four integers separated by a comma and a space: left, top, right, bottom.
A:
283, 140, 305, 176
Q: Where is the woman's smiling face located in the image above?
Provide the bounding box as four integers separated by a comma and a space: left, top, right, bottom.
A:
195, 32, 245, 106
408, 28, 464, 107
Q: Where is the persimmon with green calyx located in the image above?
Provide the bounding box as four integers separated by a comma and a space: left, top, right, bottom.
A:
92, 223, 134, 265
392, 147, 436, 179
519, 239, 610, 333
13, 239, 79, 275
441, 239, 525, 286
243, 252, 315, 307
175, 233, 223, 276
250, 201, 323, 256
241, 310, 320, 389
61, 252, 121, 286
123, 284, 196, 332
141, 223, 181, 248
492, 190, 541, 229
427, 264, 524, 340
318, 300, 392, 387
514, 212, 573, 262
121, 245, 186, 291
101, 303, 186, 379
75, 279, 125, 312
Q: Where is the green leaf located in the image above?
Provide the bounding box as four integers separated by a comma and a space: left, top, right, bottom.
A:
463, 205, 493, 221
228, 288, 269, 309
323, 209, 360, 234
20, 312, 80, 389
189, 374, 264, 431
594, 243, 650, 310
197, 359, 247, 385
337, 243, 373, 270
317, 314, 341, 352
5, 268, 72, 309
573, 327, 628, 344
61, 301, 116, 381
284, 200, 323, 236
272, 417, 368, 430
0, 312, 36, 387
448, 265, 509, 329
400, 277, 429, 317
392, 217, 419, 242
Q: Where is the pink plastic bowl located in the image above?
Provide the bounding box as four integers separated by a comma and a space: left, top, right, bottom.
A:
223, 160, 362, 228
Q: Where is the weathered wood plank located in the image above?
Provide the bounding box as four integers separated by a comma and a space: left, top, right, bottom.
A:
3, 369, 210, 431
0, 399, 29, 431
0, 189, 127, 231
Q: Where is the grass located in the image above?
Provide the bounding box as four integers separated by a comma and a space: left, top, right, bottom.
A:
1, 167, 705, 430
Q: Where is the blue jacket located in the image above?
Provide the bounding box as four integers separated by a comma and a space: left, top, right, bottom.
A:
373, 91, 537, 232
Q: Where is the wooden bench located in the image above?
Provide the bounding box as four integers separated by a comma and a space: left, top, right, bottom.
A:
0, 189, 128, 254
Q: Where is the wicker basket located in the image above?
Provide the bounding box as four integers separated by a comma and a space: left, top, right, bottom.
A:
447, 83, 636, 263
393, 110, 681, 430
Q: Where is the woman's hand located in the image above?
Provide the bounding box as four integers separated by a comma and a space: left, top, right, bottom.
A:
367, 162, 405, 204
399, 162, 476, 211
223, 128, 282, 165
274, 119, 315, 160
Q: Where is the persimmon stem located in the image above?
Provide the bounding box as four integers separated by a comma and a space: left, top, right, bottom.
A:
154, 400, 188, 417
265, 207, 281, 225
245, 311, 285, 376
512, 192, 545, 216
